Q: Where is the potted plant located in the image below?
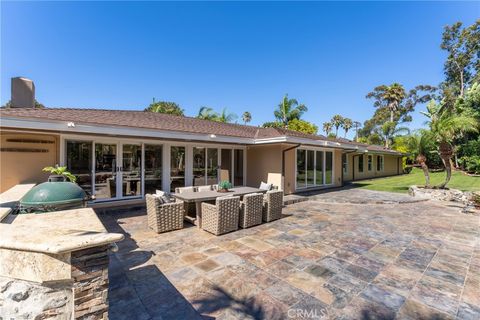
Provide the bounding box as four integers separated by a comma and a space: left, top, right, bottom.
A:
217, 180, 232, 193
42, 165, 77, 183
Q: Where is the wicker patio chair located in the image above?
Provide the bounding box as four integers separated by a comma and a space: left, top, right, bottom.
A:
239, 193, 263, 228
175, 186, 196, 215
262, 190, 283, 222
176, 186, 196, 193
197, 185, 212, 192
146, 194, 184, 233
201, 196, 240, 235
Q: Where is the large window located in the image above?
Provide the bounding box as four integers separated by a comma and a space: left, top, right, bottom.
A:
144, 144, 162, 194
193, 147, 218, 186
358, 155, 364, 173
367, 155, 373, 171
122, 144, 141, 197
66, 141, 92, 195
233, 149, 244, 186
296, 149, 334, 189
377, 155, 384, 171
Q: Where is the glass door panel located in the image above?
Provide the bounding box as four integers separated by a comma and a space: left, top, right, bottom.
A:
170, 146, 185, 192
325, 151, 333, 184
220, 149, 232, 183
144, 144, 163, 194
316, 151, 324, 185
95, 143, 117, 199
306, 150, 315, 187
193, 147, 206, 186
233, 149, 244, 186
122, 144, 141, 197
207, 148, 218, 184
66, 141, 92, 195
296, 149, 306, 188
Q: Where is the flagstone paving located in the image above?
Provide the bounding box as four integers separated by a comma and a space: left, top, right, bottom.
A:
100, 191, 479, 320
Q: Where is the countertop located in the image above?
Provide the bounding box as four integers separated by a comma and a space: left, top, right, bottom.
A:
0, 208, 124, 254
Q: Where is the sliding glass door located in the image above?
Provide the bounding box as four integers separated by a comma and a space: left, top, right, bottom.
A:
296, 148, 334, 189
122, 144, 142, 197
66, 141, 93, 195
144, 144, 163, 195
170, 146, 185, 192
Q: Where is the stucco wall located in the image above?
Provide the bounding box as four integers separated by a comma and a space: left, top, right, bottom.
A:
343, 153, 400, 182
0, 131, 59, 192
246, 144, 283, 189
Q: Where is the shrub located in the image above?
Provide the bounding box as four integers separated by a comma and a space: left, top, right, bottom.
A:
218, 180, 232, 190
460, 156, 480, 174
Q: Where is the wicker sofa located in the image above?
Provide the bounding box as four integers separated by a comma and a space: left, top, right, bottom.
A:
262, 190, 283, 222
146, 194, 184, 233
201, 196, 240, 235
239, 193, 263, 228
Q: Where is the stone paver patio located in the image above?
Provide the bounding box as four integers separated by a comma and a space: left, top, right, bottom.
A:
100, 189, 479, 320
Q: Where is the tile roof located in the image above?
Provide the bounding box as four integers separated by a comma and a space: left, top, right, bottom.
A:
0, 107, 402, 155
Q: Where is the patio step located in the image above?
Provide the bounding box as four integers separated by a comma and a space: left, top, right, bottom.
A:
283, 195, 308, 206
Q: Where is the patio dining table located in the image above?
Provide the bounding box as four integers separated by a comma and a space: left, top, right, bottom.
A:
172, 186, 267, 228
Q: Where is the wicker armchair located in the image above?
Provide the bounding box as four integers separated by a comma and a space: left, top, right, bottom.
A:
262, 190, 283, 222
201, 196, 240, 235
146, 194, 184, 233
239, 193, 263, 228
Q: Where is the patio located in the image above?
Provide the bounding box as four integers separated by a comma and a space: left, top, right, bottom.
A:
100, 189, 479, 320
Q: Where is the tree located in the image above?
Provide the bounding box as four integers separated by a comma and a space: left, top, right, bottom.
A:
331, 115, 343, 137
379, 121, 410, 148
215, 108, 237, 123
342, 118, 353, 138
366, 83, 406, 123
421, 100, 478, 188
274, 94, 307, 127
242, 111, 252, 125
440, 20, 480, 98
145, 99, 184, 116
262, 121, 282, 128
287, 119, 318, 134
353, 121, 362, 142
322, 122, 332, 136
197, 106, 218, 120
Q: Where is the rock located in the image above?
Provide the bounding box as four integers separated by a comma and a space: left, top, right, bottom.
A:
408, 186, 477, 213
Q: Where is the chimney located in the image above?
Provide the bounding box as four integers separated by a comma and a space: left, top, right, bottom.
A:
11, 77, 35, 108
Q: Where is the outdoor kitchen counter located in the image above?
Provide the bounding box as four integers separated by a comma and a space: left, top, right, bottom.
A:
0, 207, 124, 254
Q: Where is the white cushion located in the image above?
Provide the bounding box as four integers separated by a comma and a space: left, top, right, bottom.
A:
197, 185, 212, 192
259, 181, 272, 191
155, 190, 171, 203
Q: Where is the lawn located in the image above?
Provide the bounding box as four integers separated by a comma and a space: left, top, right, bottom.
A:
351, 168, 480, 193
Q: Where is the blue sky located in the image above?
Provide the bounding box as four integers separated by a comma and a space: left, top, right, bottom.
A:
1, 1, 478, 138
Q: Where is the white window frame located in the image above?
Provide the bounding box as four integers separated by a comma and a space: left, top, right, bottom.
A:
367, 154, 373, 172
295, 146, 335, 190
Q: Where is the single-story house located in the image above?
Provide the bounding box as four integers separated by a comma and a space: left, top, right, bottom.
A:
0, 78, 403, 203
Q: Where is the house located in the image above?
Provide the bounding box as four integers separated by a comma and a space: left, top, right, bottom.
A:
0, 78, 403, 202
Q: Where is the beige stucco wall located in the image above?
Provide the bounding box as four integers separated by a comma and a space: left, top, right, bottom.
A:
0, 131, 59, 192
246, 144, 283, 189
342, 153, 401, 182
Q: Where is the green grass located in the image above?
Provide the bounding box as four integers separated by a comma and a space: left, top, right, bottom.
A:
351, 168, 480, 193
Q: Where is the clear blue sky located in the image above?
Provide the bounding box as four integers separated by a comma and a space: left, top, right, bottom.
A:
1, 1, 478, 138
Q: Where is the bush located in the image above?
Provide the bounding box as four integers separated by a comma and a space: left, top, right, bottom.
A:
403, 166, 413, 174
460, 156, 480, 174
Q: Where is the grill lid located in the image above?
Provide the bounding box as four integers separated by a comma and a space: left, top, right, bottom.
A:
20, 182, 87, 207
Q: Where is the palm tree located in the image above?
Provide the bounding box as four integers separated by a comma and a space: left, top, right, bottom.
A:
215, 108, 238, 123
379, 121, 410, 148
353, 121, 362, 142
322, 122, 332, 136
421, 101, 478, 188
366, 83, 406, 123
331, 115, 344, 137
242, 111, 252, 125
404, 131, 432, 187
274, 94, 307, 128
197, 106, 218, 120
342, 118, 353, 138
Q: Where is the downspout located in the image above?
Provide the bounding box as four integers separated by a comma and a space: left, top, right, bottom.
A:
282, 144, 301, 192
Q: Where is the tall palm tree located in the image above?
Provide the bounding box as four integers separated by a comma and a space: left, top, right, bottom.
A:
322, 122, 332, 136
404, 131, 433, 187
331, 115, 344, 137
197, 106, 218, 120
353, 121, 362, 142
274, 94, 307, 128
342, 118, 353, 138
366, 83, 406, 123
242, 111, 252, 125
421, 101, 478, 188
215, 108, 238, 123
